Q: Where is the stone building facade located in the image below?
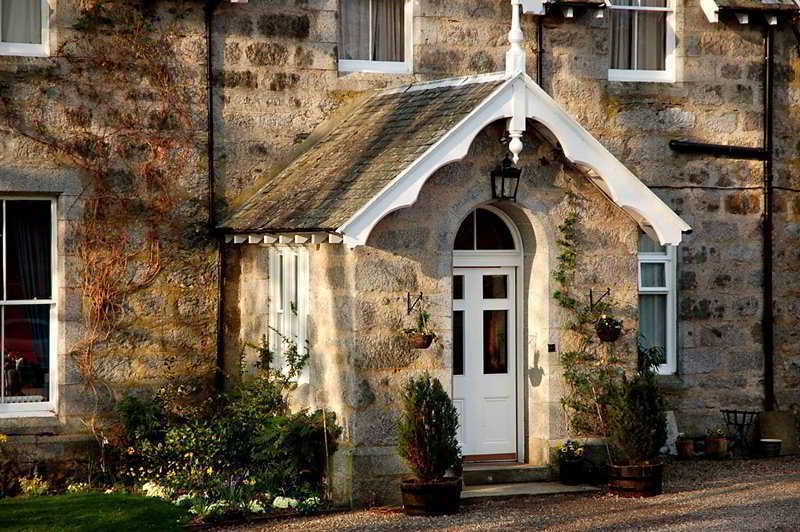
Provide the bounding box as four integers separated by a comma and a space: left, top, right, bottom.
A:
1, 0, 799, 508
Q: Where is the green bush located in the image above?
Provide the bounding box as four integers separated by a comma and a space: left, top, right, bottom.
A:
254, 409, 342, 495
116, 340, 341, 514
606, 344, 667, 465
397, 373, 461, 482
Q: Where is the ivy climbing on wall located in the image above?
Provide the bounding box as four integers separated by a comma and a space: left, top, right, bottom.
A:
0, 0, 216, 432
553, 192, 627, 436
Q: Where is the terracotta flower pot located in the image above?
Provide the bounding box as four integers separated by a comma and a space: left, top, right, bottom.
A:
400, 478, 462, 516
677, 439, 695, 459
705, 437, 729, 459
608, 462, 663, 498
406, 333, 435, 349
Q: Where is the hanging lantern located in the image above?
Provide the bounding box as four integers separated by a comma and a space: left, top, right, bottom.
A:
491, 154, 521, 201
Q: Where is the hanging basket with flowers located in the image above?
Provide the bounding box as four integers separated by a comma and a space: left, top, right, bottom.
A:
595, 315, 623, 343
402, 308, 436, 349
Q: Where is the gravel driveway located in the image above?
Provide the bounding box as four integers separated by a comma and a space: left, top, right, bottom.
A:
221, 457, 800, 531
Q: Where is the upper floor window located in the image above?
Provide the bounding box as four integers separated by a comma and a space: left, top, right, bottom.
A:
638, 233, 677, 375
339, 0, 412, 74
608, 0, 675, 83
0, 0, 50, 57
1, 198, 57, 417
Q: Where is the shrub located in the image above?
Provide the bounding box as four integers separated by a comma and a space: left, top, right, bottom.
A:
254, 409, 342, 495
396, 373, 461, 482
606, 344, 667, 465
115, 336, 341, 521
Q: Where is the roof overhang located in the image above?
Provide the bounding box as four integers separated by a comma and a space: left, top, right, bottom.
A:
700, 0, 800, 24
335, 72, 691, 248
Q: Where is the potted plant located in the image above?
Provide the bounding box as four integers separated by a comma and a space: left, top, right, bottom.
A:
557, 440, 585, 485
595, 315, 623, 343
676, 434, 695, 459
397, 373, 462, 516
705, 427, 729, 459
606, 344, 667, 497
402, 308, 436, 349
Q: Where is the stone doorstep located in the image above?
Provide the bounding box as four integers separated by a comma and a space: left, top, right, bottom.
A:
461, 482, 599, 501
462, 464, 550, 486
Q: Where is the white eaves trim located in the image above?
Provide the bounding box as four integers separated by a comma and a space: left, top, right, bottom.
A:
225, 232, 343, 245
336, 72, 691, 248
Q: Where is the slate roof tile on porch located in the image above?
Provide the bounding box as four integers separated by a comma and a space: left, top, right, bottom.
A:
219, 78, 505, 233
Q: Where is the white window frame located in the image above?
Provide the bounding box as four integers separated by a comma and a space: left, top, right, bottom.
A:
268, 247, 309, 383
0, 197, 58, 417
607, 0, 675, 83
0, 0, 51, 57
638, 242, 677, 375
338, 0, 413, 74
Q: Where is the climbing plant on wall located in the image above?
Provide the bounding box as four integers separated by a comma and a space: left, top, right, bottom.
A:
553, 192, 626, 436
0, 0, 214, 432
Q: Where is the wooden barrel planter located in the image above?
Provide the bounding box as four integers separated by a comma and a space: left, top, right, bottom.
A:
608, 463, 663, 498
401, 478, 462, 516
560, 459, 584, 485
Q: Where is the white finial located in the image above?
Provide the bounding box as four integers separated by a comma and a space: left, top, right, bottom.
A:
508, 131, 523, 164
506, 0, 526, 76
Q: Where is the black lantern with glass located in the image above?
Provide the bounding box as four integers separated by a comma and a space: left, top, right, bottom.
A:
490, 135, 521, 201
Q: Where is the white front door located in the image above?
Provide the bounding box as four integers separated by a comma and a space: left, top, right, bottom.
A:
452, 267, 517, 460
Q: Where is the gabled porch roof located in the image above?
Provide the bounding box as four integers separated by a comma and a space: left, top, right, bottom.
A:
219, 72, 691, 247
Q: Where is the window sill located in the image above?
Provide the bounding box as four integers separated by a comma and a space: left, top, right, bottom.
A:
338, 59, 411, 74
608, 69, 674, 83
0, 43, 49, 57
0, 405, 57, 419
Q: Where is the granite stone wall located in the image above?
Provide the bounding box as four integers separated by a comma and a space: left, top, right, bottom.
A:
0, 1, 216, 456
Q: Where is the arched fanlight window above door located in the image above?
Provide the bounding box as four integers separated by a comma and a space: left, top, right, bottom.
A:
454, 208, 516, 250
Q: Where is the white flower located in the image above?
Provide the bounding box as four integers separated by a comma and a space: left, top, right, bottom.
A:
141, 481, 172, 499
272, 496, 299, 509
247, 499, 266, 513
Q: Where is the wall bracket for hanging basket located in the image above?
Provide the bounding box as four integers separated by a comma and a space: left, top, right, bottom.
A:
589, 287, 611, 312
407, 292, 424, 315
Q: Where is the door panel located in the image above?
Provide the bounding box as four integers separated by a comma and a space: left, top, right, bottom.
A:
452, 267, 516, 458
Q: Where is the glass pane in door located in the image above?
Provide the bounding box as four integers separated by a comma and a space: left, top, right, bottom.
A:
483, 310, 508, 374
453, 311, 464, 375
482, 275, 507, 299
453, 275, 464, 300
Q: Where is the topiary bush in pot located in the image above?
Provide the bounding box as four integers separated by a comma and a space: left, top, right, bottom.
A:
396, 373, 462, 515
606, 343, 667, 497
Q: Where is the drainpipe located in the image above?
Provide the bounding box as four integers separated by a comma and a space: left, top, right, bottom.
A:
537, 15, 544, 89
205, 0, 226, 392
762, 26, 776, 412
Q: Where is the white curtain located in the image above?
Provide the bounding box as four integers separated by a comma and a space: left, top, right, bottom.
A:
1, 0, 41, 44
340, 0, 403, 62
372, 0, 403, 62
610, 0, 665, 71
340, 0, 370, 60
640, 294, 667, 362
638, 0, 666, 70
610, 2, 635, 70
